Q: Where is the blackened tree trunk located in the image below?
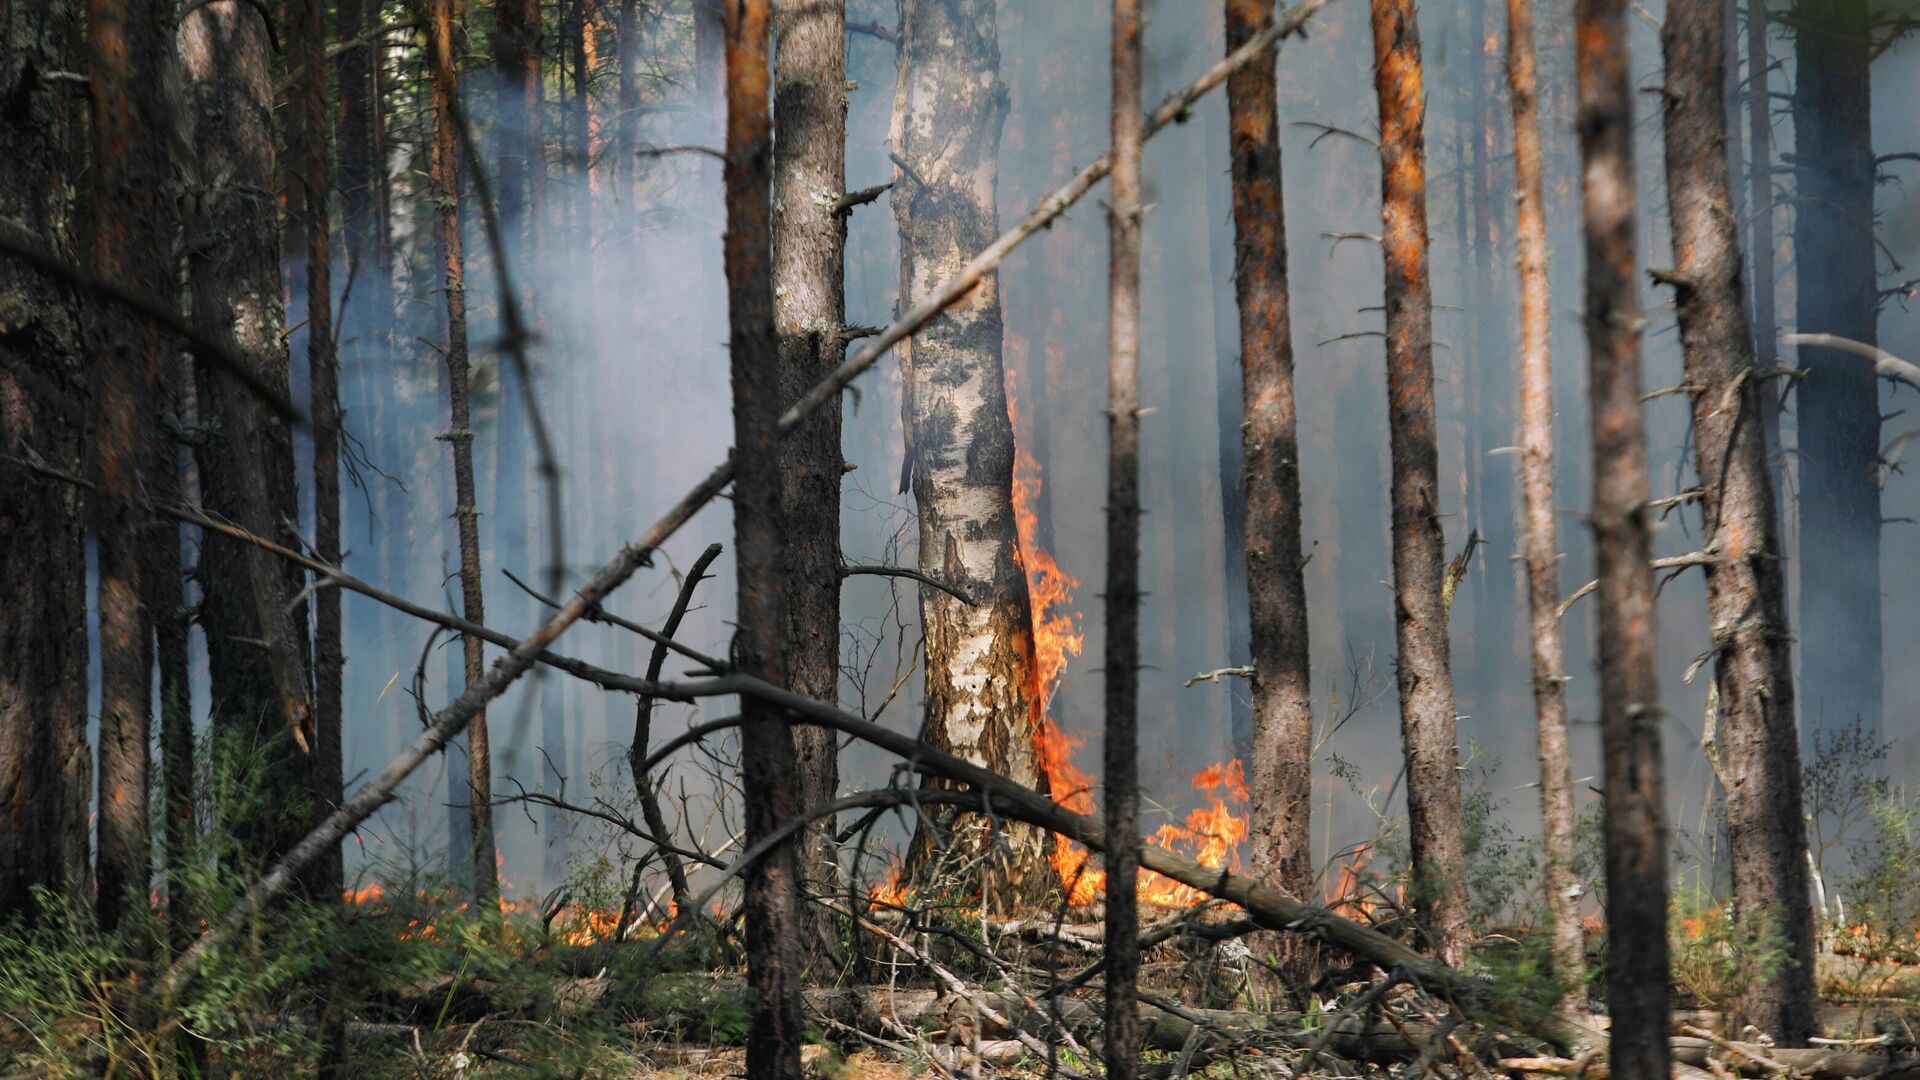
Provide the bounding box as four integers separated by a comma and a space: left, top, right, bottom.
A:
0, 0, 91, 922
180, 0, 317, 870
291, 0, 344, 900
427, 0, 500, 909
496, 0, 541, 236
87, 0, 171, 933
1790, 0, 1879, 745
725, 2, 804, 1076
1659, 0, 1814, 1043
1224, 0, 1314, 911
771, 0, 846, 956
150, 367, 192, 953
1576, 1, 1670, 1074
891, 0, 1051, 900
1505, 0, 1584, 1016
1104, 0, 1143, 1074
1368, 0, 1469, 967
1746, 0, 1783, 502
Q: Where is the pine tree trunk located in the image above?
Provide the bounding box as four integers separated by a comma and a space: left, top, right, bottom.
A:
1659, 0, 1815, 1043
725, 1, 805, 1075
1368, 0, 1470, 967
1576, 1, 1671, 1074
1790, 0, 1880, 745
771, 0, 847, 960
0, 0, 92, 924
1505, 0, 1584, 1017
427, 0, 499, 910
180, 0, 318, 870
892, 0, 1051, 902
1746, 0, 1782, 504
1224, 0, 1314, 914
1104, 1, 1143, 1074
87, 0, 171, 934
291, 0, 344, 902
149, 366, 192, 953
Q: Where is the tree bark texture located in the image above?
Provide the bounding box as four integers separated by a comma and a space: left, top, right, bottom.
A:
1224, 0, 1314, 909
891, 0, 1051, 901
1576, 2, 1671, 1076
1504, 0, 1584, 1017
1659, 0, 1814, 1043
726, 0, 806, 1075
180, 0, 318, 870
0, 0, 91, 922
771, 0, 847, 961
87, 0, 172, 933
291, 0, 344, 899
1104, 0, 1143, 1075
1790, 0, 1880, 744
427, 0, 499, 909
1745, 0, 1783, 504
1368, 0, 1469, 967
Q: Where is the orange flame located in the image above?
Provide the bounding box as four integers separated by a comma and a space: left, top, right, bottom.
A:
1006, 371, 1250, 908
868, 863, 909, 909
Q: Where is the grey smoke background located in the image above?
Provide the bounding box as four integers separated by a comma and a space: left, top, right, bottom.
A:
238, 0, 1920, 900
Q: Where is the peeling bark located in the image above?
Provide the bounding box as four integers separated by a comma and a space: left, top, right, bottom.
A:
891, 0, 1050, 901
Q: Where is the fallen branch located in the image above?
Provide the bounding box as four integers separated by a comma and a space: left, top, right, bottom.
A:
156, 0, 1337, 996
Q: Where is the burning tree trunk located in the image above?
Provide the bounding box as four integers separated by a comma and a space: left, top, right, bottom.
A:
1505, 0, 1584, 1016
1223, 0, 1314, 910
891, 0, 1052, 900
1790, 0, 1880, 745
1575, 1, 1670, 1074
725, 1, 805, 1076
291, 0, 344, 900
771, 0, 847, 956
1104, 0, 1143, 1073
180, 0, 317, 870
0, 0, 91, 924
427, 0, 499, 910
87, 0, 172, 934
1368, 0, 1469, 967
1658, 0, 1815, 1043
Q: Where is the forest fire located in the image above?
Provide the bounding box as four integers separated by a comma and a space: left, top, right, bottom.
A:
1007, 374, 1251, 908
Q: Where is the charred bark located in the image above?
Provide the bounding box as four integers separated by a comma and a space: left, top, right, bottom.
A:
1368, 0, 1469, 967
1104, 0, 1143, 1074
725, 0, 805, 1075
1659, 0, 1814, 1043
180, 0, 317, 870
771, 0, 847, 960
1224, 0, 1314, 912
1790, 0, 1880, 745
427, 0, 499, 909
1505, 0, 1584, 1016
891, 0, 1051, 901
1576, 1, 1670, 1075
87, 0, 172, 934
0, 0, 91, 924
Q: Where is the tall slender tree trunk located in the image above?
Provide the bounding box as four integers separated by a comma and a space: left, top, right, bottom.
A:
1468, 0, 1514, 693
1790, 0, 1879, 745
891, 0, 1050, 901
771, 0, 846, 957
496, 0, 540, 237
725, 1, 804, 1075
1224, 0, 1314, 913
1104, 0, 1143, 1073
1576, 2, 1670, 1074
1746, 1, 1783, 505
150, 369, 192, 952
181, 0, 317, 870
428, 0, 499, 910
1659, 0, 1815, 1043
292, 0, 344, 901
1368, 0, 1469, 967
1505, 0, 1584, 1017
0, 0, 91, 924
87, 0, 172, 934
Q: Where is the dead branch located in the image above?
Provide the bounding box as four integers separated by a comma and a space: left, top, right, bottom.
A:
831, 182, 894, 216
1558, 549, 1719, 618
1184, 666, 1253, 687
1783, 331, 1920, 393
156, 0, 1338, 995
841, 563, 977, 605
